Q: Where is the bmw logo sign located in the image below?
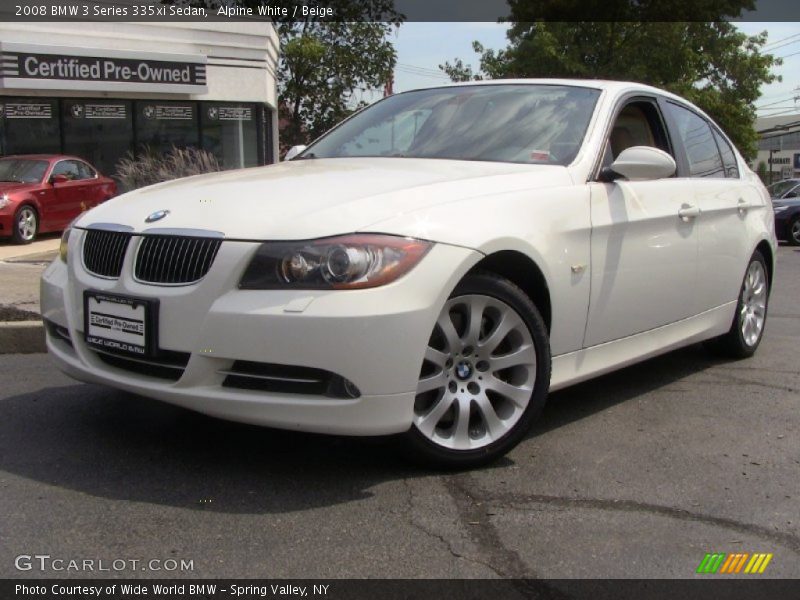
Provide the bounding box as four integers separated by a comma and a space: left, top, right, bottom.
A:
145, 209, 170, 223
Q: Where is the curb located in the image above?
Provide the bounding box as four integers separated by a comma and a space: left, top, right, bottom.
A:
0, 321, 46, 354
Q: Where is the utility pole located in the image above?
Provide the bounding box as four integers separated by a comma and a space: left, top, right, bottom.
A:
769, 148, 775, 184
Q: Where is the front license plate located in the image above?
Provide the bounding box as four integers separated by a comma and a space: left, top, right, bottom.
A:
84, 292, 156, 357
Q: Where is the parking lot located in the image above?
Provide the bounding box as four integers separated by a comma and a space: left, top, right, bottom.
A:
0, 246, 798, 580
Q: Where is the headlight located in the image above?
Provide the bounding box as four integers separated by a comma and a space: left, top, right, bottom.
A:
240, 234, 433, 290
0, 193, 9, 210
773, 205, 788, 213
59, 228, 71, 263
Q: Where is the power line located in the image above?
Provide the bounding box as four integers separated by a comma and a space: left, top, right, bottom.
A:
763, 32, 800, 49
764, 35, 800, 53
755, 94, 798, 109
778, 50, 800, 60
758, 108, 800, 118
396, 63, 450, 77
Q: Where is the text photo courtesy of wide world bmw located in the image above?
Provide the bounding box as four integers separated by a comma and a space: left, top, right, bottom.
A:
37, 78, 777, 467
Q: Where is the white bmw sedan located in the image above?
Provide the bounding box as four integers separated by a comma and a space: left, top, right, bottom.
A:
41, 80, 776, 467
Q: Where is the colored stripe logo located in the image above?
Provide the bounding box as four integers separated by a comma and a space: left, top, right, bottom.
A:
696, 552, 773, 574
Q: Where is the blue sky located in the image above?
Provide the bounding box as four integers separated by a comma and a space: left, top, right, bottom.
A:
386, 22, 800, 117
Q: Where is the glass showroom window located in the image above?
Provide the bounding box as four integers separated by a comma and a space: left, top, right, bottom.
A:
0, 97, 60, 155
201, 103, 259, 169
135, 101, 200, 157
62, 99, 134, 179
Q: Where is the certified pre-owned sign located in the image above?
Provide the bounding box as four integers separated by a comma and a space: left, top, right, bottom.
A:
0, 42, 207, 94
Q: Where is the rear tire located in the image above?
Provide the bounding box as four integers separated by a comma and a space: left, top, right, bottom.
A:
403, 271, 551, 469
705, 250, 769, 359
12, 205, 38, 244
788, 217, 800, 246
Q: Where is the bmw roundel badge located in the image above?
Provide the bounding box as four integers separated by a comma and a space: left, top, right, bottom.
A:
145, 209, 170, 223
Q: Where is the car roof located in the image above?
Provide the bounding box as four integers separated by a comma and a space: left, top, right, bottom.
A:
404, 78, 689, 102
0, 154, 87, 162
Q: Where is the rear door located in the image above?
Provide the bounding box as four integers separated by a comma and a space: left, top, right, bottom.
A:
585, 96, 700, 347
661, 101, 762, 312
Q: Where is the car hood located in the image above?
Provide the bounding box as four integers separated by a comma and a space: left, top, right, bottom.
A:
0, 182, 39, 195
73, 158, 572, 240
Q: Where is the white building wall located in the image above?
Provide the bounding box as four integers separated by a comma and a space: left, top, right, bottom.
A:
0, 21, 279, 158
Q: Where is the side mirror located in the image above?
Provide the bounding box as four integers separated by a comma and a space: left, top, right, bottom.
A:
785, 190, 798, 198
50, 174, 69, 185
284, 145, 307, 161
604, 146, 676, 181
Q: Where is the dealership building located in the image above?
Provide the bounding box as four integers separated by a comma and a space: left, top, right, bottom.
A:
753, 113, 800, 183
0, 21, 279, 181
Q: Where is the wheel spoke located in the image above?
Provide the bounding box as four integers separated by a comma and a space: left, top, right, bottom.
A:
490, 344, 535, 372
479, 309, 516, 352
416, 393, 453, 437
417, 371, 447, 394
424, 346, 448, 369
453, 397, 471, 446
465, 297, 487, 346
474, 395, 504, 440
485, 376, 532, 408
436, 311, 461, 353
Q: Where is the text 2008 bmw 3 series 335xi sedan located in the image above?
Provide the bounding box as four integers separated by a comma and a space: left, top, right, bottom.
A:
41, 80, 777, 467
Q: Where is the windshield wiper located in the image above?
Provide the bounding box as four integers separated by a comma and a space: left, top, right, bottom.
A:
294, 152, 317, 160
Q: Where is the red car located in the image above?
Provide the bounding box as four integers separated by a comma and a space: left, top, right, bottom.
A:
0, 154, 117, 244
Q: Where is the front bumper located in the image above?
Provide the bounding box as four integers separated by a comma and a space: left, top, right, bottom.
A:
774, 213, 795, 241
0, 212, 13, 237
41, 230, 479, 435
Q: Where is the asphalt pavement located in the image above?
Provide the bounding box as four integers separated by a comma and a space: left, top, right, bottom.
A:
0, 246, 798, 580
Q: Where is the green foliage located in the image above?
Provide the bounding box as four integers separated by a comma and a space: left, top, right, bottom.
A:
756, 160, 768, 183
265, 1, 403, 154
441, 3, 781, 160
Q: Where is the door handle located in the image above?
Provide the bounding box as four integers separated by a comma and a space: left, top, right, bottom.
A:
738, 198, 749, 214
678, 204, 701, 221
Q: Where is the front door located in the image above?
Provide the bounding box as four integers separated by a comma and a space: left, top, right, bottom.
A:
584, 97, 700, 347
585, 179, 700, 346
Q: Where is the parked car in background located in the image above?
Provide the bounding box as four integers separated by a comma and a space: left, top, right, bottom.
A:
42, 80, 776, 467
773, 200, 800, 246
768, 178, 800, 200
0, 155, 116, 244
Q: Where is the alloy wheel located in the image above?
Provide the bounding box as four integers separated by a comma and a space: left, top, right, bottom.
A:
413, 294, 537, 450
791, 219, 800, 245
16, 207, 37, 242
740, 260, 767, 347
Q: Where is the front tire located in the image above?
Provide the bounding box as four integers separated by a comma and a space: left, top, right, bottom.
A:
12, 205, 38, 244
404, 272, 551, 468
706, 250, 769, 359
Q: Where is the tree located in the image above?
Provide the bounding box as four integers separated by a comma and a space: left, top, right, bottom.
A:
440, 2, 781, 159
263, 1, 402, 154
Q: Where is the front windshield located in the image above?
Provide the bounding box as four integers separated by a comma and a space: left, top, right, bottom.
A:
302, 84, 601, 165
0, 159, 49, 183
768, 180, 799, 197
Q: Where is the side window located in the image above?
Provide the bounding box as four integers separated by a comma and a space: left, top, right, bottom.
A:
602, 100, 671, 168
77, 161, 97, 179
51, 160, 82, 181
712, 129, 740, 178
665, 102, 724, 178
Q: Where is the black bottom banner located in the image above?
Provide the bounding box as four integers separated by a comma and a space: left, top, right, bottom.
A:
4, 579, 800, 600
